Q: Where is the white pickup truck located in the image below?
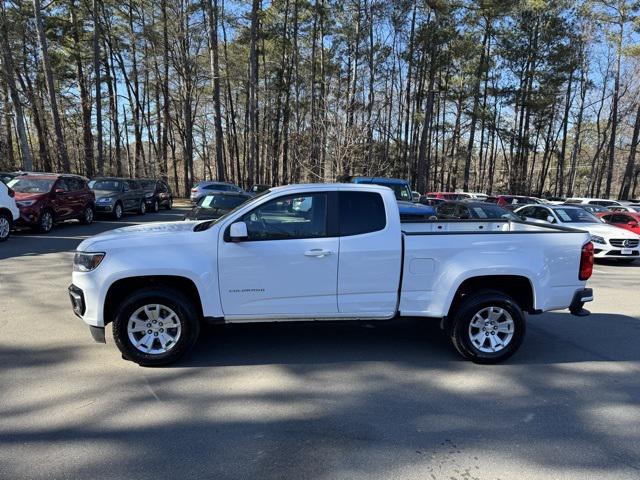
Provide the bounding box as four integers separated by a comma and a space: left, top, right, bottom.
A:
69, 183, 594, 366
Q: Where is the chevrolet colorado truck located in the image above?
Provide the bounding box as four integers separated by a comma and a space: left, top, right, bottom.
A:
69, 183, 594, 366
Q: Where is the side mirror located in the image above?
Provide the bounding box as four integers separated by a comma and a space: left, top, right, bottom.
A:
546, 215, 555, 223
229, 221, 248, 241
628, 220, 639, 227
54, 188, 65, 194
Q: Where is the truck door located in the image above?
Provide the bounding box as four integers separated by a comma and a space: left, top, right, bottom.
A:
218, 192, 339, 317
337, 191, 402, 317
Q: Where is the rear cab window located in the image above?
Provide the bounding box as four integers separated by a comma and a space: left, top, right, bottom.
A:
339, 191, 386, 236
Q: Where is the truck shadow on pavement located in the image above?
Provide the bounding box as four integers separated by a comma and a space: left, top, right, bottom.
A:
1, 311, 639, 480
181, 311, 640, 368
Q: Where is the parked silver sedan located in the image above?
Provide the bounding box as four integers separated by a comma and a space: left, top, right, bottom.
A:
189, 181, 244, 204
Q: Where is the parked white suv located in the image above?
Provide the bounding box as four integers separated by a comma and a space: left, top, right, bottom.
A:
0, 181, 19, 242
515, 204, 639, 262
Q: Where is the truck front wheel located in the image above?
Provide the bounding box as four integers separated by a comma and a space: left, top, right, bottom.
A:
448, 291, 525, 364
112, 288, 201, 366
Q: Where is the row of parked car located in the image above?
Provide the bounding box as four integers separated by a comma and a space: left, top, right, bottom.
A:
0, 171, 175, 241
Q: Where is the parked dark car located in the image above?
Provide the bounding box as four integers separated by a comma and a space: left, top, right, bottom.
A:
1, 172, 17, 184
139, 178, 173, 212
436, 201, 520, 221
184, 192, 251, 221
190, 181, 244, 204
7, 174, 95, 233
90, 177, 147, 219
249, 184, 270, 195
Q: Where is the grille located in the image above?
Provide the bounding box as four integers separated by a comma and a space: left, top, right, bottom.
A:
610, 238, 640, 248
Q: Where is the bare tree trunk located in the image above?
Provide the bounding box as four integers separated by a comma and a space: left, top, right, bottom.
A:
206, 0, 225, 181
94, 0, 104, 175
247, 0, 261, 187
0, 7, 33, 170
32, 0, 69, 171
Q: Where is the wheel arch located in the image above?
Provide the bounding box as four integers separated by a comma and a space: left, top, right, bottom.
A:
446, 275, 535, 318
104, 275, 204, 326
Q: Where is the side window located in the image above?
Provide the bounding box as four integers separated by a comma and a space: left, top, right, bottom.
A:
339, 191, 386, 236
535, 208, 553, 222
56, 179, 70, 192
240, 193, 327, 241
441, 204, 458, 218
67, 178, 83, 191
519, 206, 533, 217
613, 214, 629, 224
126, 180, 138, 190
123, 182, 130, 192
455, 205, 470, 219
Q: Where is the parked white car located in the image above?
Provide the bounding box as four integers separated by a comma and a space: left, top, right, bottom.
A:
515, 204, 640, 262
0, 181, 20, 242
565, 197, 622, 207
70, 183, 594, 366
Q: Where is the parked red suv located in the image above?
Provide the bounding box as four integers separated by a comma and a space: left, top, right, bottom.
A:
597, 211, 640, 235
7, 174, 95, 233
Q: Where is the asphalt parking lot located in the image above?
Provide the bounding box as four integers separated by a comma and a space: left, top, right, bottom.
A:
1, 210, 639, 480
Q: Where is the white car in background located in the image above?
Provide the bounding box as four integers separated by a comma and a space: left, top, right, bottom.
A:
515, 204, 640, 262
565, 197, 622, 207
0, 181, 20, 242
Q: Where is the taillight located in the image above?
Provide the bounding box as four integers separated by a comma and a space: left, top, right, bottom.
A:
7, 188, 15, 198
579, 242, 594, 281
191, 188, 198, 192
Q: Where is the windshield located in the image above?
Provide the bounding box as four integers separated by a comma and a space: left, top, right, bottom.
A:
92, 180, 122, 191
199, 194, 248, 210
371, 182, 412, 202
7, 177, 54, 193
554, 208, 601, 224
196, 190, 270, 230
471, 204, 519, 220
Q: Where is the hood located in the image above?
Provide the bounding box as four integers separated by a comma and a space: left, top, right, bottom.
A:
14, 191, 46, 202
77, 221, 200, 252
397, 201, 435, 215
93, 189, 119, 199
572, 222, 640, 239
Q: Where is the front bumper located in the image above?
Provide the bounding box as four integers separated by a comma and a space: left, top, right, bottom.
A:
69, 283, 106, 343
95, 203, 115, 213
569, 288, 593, 317
593, 247, 639, 259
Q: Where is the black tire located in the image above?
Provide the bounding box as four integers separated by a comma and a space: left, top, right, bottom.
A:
448, 290, 525, 364
138, 200, 146, 215
37, 210, 54, 233
113, 202, 124, 220
79, 204, 94, 225
112, 287, 201, 367
152, 199, 159, 213
0, 212, 11, 242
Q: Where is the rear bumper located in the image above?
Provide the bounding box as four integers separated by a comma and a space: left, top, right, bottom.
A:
569, 288, 593, 316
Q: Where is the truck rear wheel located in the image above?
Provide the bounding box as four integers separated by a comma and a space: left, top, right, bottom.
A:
112, 288, 201, 366
448, 290, 525, 364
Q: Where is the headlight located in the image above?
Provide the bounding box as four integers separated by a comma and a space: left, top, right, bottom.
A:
74, 252, 106, 272
145, 192, 154, 198
97, 197, 113, 203
17, 200, 37, 207
590, 235, 605, 244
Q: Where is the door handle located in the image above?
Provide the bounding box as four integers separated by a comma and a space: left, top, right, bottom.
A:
304, 249, 332, 257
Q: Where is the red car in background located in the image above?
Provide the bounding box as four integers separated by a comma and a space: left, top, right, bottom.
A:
597, 211, 640, 235
7, 174, 95, 233
486, 195, 542, 210
424, 192, 472, 200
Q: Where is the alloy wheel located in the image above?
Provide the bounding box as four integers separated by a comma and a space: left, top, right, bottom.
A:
41, 212, 53, 232
85, 207, 94, 223
0, 216, 10, 240
127, 304, 182, 354
467, 306, 515, 353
